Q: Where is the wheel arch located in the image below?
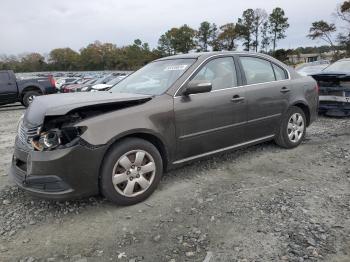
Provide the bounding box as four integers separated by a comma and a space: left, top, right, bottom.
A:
100, 130, 170, 174
290, 101, 311, 126
21, 86, 42, 98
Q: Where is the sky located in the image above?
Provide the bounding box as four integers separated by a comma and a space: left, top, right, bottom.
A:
0, 0, 344, 55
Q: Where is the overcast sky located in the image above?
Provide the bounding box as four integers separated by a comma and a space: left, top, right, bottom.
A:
0, 0, 343, 55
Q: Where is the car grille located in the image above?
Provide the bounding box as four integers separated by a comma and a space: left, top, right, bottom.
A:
18, 123, 39, 149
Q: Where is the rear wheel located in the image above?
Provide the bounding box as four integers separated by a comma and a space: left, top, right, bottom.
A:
100, 138, 163, 206
22, 90, 41, 107
275, 106, 306, 149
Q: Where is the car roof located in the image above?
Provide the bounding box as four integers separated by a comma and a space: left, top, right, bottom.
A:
155, 51, 277, 61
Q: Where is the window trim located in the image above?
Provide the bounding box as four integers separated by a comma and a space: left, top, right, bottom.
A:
271, 62, 288, 81
237, 55, 291, 87
174, 55, 242, 97
189, 56, 238, 91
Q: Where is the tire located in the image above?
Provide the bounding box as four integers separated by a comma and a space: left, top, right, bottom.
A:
100, 138, 163, 206
274, 106, 306, 149
22, 91, 41, 107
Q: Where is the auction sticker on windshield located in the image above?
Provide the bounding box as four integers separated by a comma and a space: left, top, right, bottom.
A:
164, 65, 188, 71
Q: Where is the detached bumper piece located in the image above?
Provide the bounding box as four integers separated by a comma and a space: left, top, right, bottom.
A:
319, 94, 350, 117
312, 73, 350, 117
9, 137, 107, 200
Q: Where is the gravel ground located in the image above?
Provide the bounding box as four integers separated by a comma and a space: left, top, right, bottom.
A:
0, 104, 349, 262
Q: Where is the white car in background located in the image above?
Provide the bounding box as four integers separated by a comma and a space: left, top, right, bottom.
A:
296, 60, 330, 76
90, 75, 127, 91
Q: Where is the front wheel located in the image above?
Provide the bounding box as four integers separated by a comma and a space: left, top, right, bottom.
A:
100, 138, 163, 206
22, 91, 41, 107
275, 106, 306, 149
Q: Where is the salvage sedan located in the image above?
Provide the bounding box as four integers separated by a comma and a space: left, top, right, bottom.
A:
10, 52, 318, 205
312, 58, 350, 116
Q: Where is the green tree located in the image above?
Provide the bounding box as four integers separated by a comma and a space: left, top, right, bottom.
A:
268, 7, 289, 52
196, 21, 217, 52
336, 1, 350, 56
158, 33, 175, 56
20, 53, 46, 72
158, 25, 196, 54
252, 8, 268, 52
49, 48, 80, 71
260, 21, 271, 52
236, 9, 255, 51
307, 21, 336, 52
216, 23, 238, 51
173, 25, 196, 53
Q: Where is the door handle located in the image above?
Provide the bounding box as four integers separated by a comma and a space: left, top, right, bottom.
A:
280, 87, 290, 93
231, 95, 245, 103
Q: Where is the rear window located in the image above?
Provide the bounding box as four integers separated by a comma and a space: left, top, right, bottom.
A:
0, 72, 9, 81
272, 64, 288, 80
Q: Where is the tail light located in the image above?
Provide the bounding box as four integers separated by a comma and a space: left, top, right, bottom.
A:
48, 75, 56, 89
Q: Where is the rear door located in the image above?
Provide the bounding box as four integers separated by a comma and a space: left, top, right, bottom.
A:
0, 71, 17, 103
174, 56, 247, 161
237, 56, 291, 140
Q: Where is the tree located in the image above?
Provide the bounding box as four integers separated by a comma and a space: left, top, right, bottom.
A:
173, 25, 196, 53
336, 1, 350, 56
260, 21, 271, 52
49, 48, 80, 71
216, 23, 238, 51
196, 21, 217, 52
236, 9, 255, 51
158, 25, 196, 54
268, 7, 289, 52
252, 9, 268, 52
307, 21, 336, 52
337, 1, 350, 23
158, 33, 174, 56
20, 53, 46, 72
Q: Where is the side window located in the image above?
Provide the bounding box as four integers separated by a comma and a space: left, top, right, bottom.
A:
0, 72, 9, 82
272, 63, 288, 80
240, 57, 275, 85
191, 57, 237, 90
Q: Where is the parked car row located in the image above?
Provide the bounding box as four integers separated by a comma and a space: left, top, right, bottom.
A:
57, 72, 130, 93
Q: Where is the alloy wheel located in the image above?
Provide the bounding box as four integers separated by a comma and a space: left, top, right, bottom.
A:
28, 95, 36, 104
287, 113, 304, 143
112, 150, 156, 197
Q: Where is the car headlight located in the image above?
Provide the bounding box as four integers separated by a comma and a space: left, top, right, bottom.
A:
31, 126, 86, 151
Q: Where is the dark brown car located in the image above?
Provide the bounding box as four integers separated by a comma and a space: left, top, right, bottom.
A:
10, 52, 318, 205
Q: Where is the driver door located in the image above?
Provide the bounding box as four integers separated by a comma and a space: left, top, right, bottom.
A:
173, 56, 247, 161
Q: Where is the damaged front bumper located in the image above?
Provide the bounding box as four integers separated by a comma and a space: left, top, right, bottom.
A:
9, 137, 107, 200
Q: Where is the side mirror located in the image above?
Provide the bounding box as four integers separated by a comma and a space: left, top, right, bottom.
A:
183, 80, 212, 96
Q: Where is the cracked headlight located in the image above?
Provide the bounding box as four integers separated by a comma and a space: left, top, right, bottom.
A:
31, 126, 87, 151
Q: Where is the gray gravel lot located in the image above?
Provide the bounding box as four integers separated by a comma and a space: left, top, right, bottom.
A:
0, 104, 349, 262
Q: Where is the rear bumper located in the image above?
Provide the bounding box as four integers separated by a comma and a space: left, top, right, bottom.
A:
319, 95, 350, 116
9, 137, 107, 200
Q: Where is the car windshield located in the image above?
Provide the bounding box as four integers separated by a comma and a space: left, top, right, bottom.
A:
110, 59, 195, 95
107, 76, 124, 85
323, 60, 350, 73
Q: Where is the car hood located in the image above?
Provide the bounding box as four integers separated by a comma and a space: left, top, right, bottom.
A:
24, 92, 152, 127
